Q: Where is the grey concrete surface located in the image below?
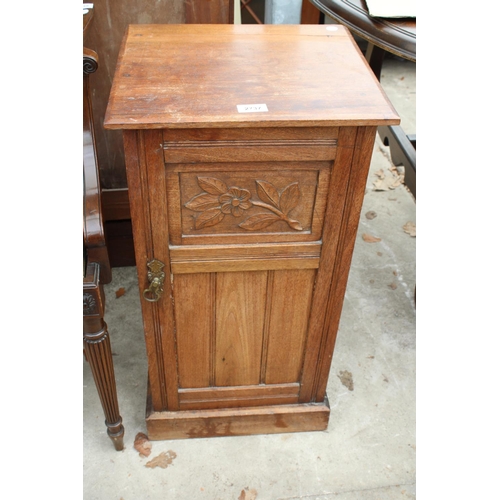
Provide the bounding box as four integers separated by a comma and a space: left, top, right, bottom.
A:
83, 55, 416, 500
264, 0, 302, 24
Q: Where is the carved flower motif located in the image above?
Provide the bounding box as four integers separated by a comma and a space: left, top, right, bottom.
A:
184, 176, 303, 231
219, 188, 252, 217
83, 293, 97, 315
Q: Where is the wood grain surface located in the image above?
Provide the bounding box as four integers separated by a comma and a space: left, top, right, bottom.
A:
112, 26, 400, 437
104, 24, 399, 129
146, 399, 330, 439
215, 271, 268, 386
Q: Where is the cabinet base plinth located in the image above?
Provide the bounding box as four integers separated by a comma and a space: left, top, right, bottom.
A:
146, 398, 330, 440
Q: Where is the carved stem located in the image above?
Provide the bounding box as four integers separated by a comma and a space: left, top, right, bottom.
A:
250, 200, 287, 219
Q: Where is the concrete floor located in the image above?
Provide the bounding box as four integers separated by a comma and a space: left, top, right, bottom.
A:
83, 55, 416, 499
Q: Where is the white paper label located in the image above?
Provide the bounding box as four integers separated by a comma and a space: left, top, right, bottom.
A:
237, 104, 268, 113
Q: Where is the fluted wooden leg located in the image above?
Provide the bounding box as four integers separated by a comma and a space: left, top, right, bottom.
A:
84, 263, 124, 451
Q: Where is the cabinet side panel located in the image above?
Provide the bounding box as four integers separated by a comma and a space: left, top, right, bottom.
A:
174, 273, 213, 388
299, 126, 358, 403
215, 271, 268, 386
264, 269, 316, 384
143, 129, 180, 411
122, 130, 166, 410
313, 126, 378, 401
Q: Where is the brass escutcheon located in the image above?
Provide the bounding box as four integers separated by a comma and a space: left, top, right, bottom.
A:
143, 259, 165, 302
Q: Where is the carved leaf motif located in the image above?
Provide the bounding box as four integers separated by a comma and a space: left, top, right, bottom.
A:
279, 182, 300, 215
195, 208, 225, 229
256, 180, 280, 209
239, 213, 281, 231
197, 177, 228, 195
185, 193, 220, 212
185, 176, 303, 232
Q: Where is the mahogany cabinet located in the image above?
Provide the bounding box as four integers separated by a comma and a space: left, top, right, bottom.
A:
104, 24, 399, 439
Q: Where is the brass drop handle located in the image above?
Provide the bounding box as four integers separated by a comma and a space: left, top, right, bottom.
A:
143, 259, 166, 303
143, 276, 164, 302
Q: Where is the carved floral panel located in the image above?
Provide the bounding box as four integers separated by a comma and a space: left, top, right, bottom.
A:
179, 170, 319, 236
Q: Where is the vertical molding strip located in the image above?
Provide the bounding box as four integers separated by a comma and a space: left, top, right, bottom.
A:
260, 270, 274, 384
123, 129, 168, 411
138, 130, 170, 410
209, 272, 217, 387
144, 129, 180, 411
298, 127, 357, 403
296, 269, 318, 383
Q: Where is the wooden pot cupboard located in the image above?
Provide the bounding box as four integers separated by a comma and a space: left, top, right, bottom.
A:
104, 24, 399, 440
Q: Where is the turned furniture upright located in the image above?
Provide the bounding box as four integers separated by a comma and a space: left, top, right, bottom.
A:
83, 6, 124, 450
104, 24, 399, 439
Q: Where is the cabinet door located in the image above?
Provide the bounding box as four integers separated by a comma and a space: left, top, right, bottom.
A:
172, 268, 317, 410
124, 126, 376, 412
167, 157, 329, 411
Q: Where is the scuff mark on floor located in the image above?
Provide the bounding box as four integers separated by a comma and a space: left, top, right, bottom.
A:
145, 450, 177, 469
338, 370, 354, 391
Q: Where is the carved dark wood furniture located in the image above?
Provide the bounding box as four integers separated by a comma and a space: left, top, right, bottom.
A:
104, 24, 399, 439
306, 0, 416, 198
84, 7, 124, 451
307, 0, 415, 75
84, 0, 234, 269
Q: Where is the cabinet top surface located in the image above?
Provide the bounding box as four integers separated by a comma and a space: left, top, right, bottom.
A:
104, 24, 400, 129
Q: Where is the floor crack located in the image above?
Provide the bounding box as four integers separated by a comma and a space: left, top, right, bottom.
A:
276, 482, 416, 499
